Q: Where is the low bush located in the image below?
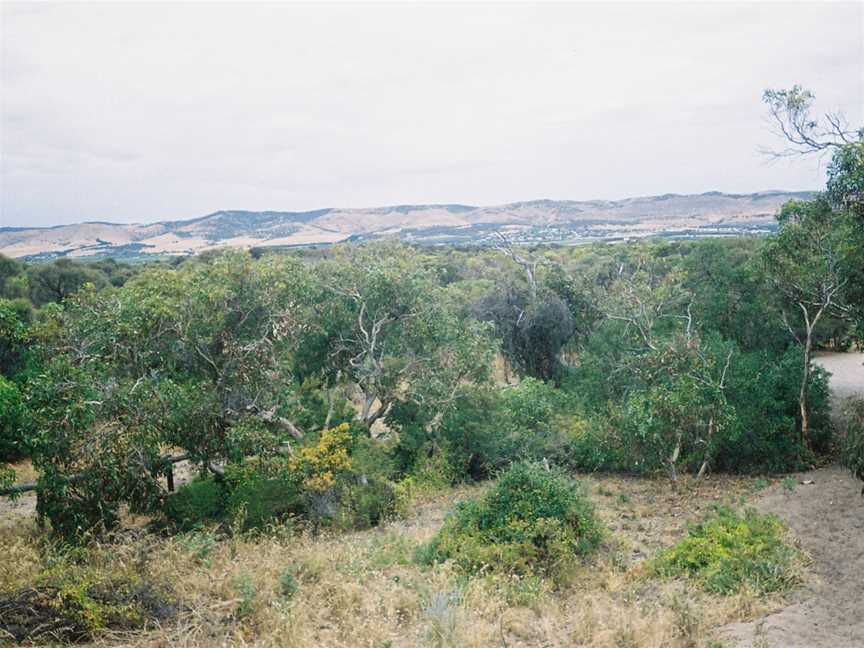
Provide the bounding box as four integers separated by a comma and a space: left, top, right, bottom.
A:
160, 425, 404, 533
278, 568, 299, 600
418, 462, 602, 579
337, 476, 397, 529
226, 477, 303, 531
162, 476, 227, 530
233, 573, 257, 618
842, 399, 864, 491
653, 507, 801, 595
0, 570, 176, 643
566, 415, 627, 472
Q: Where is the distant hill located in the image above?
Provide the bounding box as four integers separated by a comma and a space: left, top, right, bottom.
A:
0, 190, 814, 260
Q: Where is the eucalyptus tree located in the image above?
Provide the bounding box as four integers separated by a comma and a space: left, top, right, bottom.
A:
762, 85, 861, 158
600, 254, 691, 354
762, 199, 851, 449
25, 251, 320, 536
318, 243, 495, 432
0, 254, 23, 298
26, 258, 109, 306
761, 86, 863, 451
0, 299, 33, 491
825, 143, 864, 342
476, 234, 578, 381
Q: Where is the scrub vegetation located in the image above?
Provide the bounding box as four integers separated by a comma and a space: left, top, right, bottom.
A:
0, 88, 862, 646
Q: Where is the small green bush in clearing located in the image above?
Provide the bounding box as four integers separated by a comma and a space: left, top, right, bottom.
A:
417, 461, 602, 579
653, 507, 800, 595
162, 476, 227, 530
278, 568, 299, 599
177, 530, 218, 565
233, 573, 257, 618
338, 477, 398, 529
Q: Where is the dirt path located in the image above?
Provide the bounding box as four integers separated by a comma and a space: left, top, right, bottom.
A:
721, 352, 864, 648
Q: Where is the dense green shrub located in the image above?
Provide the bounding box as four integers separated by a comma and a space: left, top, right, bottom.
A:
337, 477, 398, 529
654, 507, 801, 594
567, 336, 736, 477
418, 462, 602, 579
0, 375, 28, 462
567, 341, 834, 476
162, 477, 227, 530
566, 414, 627, 472
842, 399, 864, 491
162, 426, 402, 533
226, 477, 304, 531
389, 386, 501, 482
713, 346, 833, 472
392, 378, 576, 484
610, 379, 733, 477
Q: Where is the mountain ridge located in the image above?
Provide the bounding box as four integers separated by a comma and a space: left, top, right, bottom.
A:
0, 190, 815, 260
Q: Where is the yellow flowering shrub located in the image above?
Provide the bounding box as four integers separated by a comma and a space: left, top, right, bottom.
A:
288, 423, 353, 492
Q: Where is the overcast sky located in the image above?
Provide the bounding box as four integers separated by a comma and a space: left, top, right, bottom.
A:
1, 2, 862, 227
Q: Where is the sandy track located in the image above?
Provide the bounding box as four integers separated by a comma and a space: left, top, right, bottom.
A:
720, 466, 864, 647
721, 352, 864, 648
814, 351, 864, 401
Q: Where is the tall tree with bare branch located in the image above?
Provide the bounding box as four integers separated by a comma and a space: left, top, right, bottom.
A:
763, 199, 850, 450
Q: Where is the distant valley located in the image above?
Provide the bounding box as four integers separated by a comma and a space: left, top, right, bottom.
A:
0, 190, 813, 260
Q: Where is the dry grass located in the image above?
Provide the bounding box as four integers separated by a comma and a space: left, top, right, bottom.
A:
0, 474, 795, 648
9, 459, 39, 485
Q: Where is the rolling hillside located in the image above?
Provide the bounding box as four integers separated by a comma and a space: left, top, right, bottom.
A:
0, 190, 812, 260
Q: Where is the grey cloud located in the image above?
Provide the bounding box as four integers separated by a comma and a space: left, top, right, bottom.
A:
1, 1, 862, 227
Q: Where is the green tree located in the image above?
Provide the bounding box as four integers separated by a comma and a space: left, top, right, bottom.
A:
25, 252, 320, 536
612, 334, 734, 480
682, 239, 787, 352
0, 254, 23, 298
761, 86, 862, 452
477, 235, 578, 381
27, 259, 108, 306
762, 199, 850, 450
320, 243, 494, 430
826, 143, 864, 341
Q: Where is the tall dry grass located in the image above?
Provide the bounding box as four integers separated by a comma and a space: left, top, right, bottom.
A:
1, 474, 793, 648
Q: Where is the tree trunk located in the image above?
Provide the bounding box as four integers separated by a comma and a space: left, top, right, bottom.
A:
697, 415, 715, 481
668, 434, 681, 482
800, 326, 812, 451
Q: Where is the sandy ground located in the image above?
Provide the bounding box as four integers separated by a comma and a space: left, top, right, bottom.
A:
721, 352, 864, 648
814, 351, 864, 401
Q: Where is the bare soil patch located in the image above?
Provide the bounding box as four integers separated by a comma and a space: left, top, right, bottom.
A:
719, 466, 864, 647
721, 352, 864, 647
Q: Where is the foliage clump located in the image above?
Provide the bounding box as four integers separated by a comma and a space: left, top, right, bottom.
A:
842, 399, 864, 492
653, 507, 801, 595
418, 462, 602, 578
161, 423, 399, 532
227, 477, 303, 531
287, 423, 353, 493
162, 476, 228, 530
